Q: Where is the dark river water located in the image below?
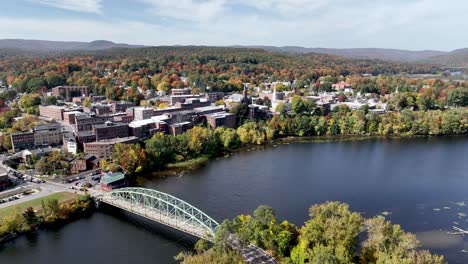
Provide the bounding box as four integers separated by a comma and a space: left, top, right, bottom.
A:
1, 136, 468, 263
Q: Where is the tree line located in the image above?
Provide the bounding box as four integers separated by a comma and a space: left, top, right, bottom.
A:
0, 195, 93, 242
177, 202, 444, 264
103, 106, 467, 176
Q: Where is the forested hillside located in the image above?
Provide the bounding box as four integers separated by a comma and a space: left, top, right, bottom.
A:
0, 46, 440, 97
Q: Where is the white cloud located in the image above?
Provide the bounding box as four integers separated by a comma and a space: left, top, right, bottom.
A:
142, 0, 226, 23
3, 0, 468, 51
34, 0, 102, 14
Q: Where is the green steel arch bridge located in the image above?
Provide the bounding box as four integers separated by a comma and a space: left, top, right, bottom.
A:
97, 187, 219, 241
95, 187, 278, 263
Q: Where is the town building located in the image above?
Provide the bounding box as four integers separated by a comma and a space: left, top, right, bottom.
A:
134, 107, 155, 121
205, 92, 224, 103
101, 171, 127, 191
193, 106, 225, 116
63, 132, 77, 155
332, 81, 352, 91
33, 123, 62, 147
76, 131, 97, 145
84, 105, 112, 116
112, 112, 134, 123
170, 94, 202, 105
206, 112, 236, 129
93, 121, 129, 141
52, 86, 89, 101
11, 132, 34, 152
171, 88, 192, 96
70, 158, 87, 174
83, 136, 139, 159
168, 122, 193, 136
111, 101, 135, 113
128, 115, 171, 139
39, 105, 65, 121
63, 111, 82, 125
74, 113, 112, 132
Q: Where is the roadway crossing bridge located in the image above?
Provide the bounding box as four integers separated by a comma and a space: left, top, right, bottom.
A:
95, 187, 278, 263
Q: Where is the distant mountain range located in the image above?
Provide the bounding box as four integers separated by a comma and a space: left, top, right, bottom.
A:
235, 46, 448, 62
0, 39, 467, 67
0, 39, 144, 51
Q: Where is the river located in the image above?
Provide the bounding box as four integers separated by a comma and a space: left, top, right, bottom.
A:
1, 136, 467, 263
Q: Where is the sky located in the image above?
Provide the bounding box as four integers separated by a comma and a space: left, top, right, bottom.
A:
0, 0, 466, 51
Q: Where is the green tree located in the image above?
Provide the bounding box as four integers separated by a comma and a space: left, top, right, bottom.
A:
447, 88, 468, 107
44, 96, 58, 105
291, 202, 362, 264
22, 207, 40, 228
361, 216, 444, 264
46, 74, 66, 88
145, 132, 177, 169
111, 143, 147, 175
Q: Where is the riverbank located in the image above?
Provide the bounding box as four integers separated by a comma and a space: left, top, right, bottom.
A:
0, 192, 94, 245
139, 133, 468, 179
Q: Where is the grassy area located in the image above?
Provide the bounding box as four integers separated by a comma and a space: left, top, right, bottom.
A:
166, 156, 209, 170
0, 192, 78, 220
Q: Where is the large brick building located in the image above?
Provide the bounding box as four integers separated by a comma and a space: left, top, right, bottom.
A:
134, 107, 155, 121
83, 136, 139, 159
170, 94, 202, 105
93, 121, 129, 141
171, 88, 192, 96
39, 105, 65, 121
11, 132, 34, 152
74, 114, 112, 132
206, 112, 236, 129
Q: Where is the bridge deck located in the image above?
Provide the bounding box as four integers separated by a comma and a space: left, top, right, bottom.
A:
101, 197, 212, 240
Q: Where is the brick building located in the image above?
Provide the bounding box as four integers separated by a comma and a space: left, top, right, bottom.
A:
74, 114, 112, 132
206, 112, 236, 129
112, 101, 135, 113
83, 136, 139, 159
93, 121, 129, 141
39, 105, 65, 121
170, 94, 202, 105
76, 131, 96, 145
168, 122, 193, 136
134, 107, 155, 121
63, 111, 82, 125
205, 92, 224, 103
171, 88, 192, 96
11, 132, 34, 152
84, 105, 111, 116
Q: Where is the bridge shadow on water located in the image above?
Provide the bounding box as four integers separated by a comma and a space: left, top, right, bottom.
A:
98, 203, 199, 248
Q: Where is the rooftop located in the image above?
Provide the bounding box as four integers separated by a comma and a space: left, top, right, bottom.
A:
93, 121, 127, 129
101, 172, 125, 185
84, 136, 138, 145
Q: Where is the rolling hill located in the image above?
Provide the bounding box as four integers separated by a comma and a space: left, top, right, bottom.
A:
422, 49, 468, 67
235, 46, 448, 62
0, 39, 144, 51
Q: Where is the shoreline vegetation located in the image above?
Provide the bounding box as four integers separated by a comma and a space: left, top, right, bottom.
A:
0, 192, 94, 244
127, 107, 467, 179
178, 202, 446, 264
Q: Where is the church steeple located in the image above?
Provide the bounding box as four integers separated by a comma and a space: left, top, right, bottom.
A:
242, 83, 249, 104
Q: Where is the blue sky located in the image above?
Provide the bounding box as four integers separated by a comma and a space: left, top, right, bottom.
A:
0, 0, 465, 51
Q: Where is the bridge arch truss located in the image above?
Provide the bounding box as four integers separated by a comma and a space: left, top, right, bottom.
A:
100, 187, 219, 240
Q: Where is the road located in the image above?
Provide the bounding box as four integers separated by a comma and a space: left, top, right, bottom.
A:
0, 154, 90, 209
